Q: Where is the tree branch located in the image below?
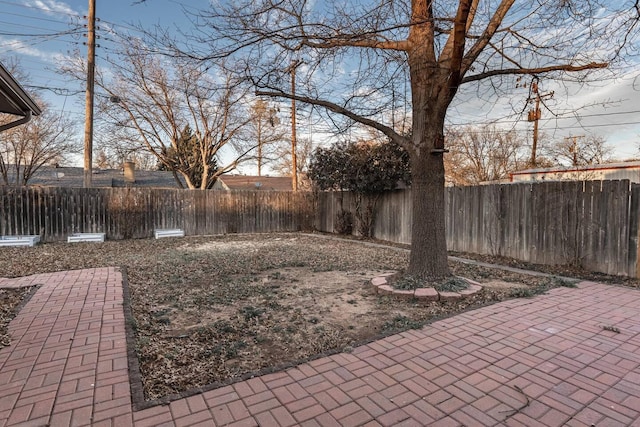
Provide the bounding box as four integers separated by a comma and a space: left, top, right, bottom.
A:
461, 0, 516, 76
461, 62, 608, 84
303, 38, 409, 51
255, 88, 407, 147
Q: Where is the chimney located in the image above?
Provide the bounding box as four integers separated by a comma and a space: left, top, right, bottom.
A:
123, 161, 136, 184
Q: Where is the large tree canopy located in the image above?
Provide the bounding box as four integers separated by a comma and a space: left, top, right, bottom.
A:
181, 0, 639, 280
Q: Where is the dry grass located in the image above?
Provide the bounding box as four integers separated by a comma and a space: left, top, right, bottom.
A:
0, 233, 580, 401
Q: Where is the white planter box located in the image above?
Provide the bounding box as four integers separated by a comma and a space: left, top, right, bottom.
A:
0, 235, 41, 247
155, 229, 185, 239
67, 233, 105, 243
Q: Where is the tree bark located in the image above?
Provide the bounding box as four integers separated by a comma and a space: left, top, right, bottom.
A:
407, 139, 450, 280
405, 31, 452, 280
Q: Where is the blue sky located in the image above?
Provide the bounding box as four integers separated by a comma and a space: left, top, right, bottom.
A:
1, 0, 187, 110
2, 0, 640, 168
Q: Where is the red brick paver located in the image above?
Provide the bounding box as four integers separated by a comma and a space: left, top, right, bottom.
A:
1, 269, 640, 426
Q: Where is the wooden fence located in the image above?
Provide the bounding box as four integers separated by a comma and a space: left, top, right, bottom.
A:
2, 181, 639, 277
316, 181, 640, 277
0, 187, 314, 242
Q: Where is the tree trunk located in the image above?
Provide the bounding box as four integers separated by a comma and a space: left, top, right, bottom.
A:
407, 148, 451, 280
405, 49, 452, 280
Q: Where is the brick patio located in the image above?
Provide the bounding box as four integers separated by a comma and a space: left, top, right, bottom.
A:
1, 267, 639, 426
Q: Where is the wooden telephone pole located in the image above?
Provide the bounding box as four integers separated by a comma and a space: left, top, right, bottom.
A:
83, 0, 96, 188
525, 79, 553, 167
288, 59, 303, 191
565, 135, 585, 166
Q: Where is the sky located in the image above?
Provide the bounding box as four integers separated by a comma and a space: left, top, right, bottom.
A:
2, 0, 640, 172
0, 0, 187, 124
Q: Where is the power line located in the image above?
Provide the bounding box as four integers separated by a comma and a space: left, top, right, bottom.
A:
0, 20, 79, 33
448, 109, 640, 127
3, 10, 78, 25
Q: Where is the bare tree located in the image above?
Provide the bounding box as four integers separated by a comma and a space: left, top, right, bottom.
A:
248, 99, 286, 176
545, 135, 611, 167
445, 125, 526, 185
271, 137, 313, 186
0, 98, 79, 186
65, 39, 256, 189
180, 0, 639, 280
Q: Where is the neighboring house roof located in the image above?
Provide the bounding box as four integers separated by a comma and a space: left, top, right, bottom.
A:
511, 161, 640, 176
509, 161, 640, 183
10, 166, 184, 188
0, 62, 41, 117
217, 175, 294, 191
512, 161, 640, 175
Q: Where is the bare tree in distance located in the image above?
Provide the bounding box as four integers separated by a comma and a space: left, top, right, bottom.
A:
444, 125, 527, 185
93, 127, 159, 171
271, 136, 314, 188
0, 59, 79, 185
168, 0, 639, 280
63, 40, 256, 189
0, 100, 79, 186
545, 135, 612, 167
248, 99, 286, 176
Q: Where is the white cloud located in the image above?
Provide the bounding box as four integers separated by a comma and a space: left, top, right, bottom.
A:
23, 0, 78, 17
0, 38, 58, 61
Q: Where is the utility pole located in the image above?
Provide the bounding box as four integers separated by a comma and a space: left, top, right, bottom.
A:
288, 59, 302, 191
83, 0, 96, 188
524, 79, 553, 167
565, 135, 585, 166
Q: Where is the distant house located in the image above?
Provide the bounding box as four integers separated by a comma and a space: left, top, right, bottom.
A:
510, 161, 640, 183
12, 165, 184, 188
9, 166, 298, 190
214, 175, 294, 191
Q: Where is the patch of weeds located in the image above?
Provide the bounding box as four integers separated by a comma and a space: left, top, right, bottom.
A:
435, 277, 469, 293
297, 288, 314, 296
240, 306, 264, 321
268, 272, 284, 280
151, 308, 171, 318
312, 265, 339, 272
382, 315, 423, 331
271, 325, 284, 333
392, 275, 423, 290
127, 317, 138, 333
267, 300, 284, 310
209, 340, 247, 358
254, 335, 268, 344
508, 288, 539, 298
137, 336, 150, 348
509, 276, 577, 300
213, 320, 235, 334
546, 276, 578, 288
286, 260, 307, 268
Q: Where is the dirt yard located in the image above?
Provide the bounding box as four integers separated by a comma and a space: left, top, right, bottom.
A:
0, 233, 597, 401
